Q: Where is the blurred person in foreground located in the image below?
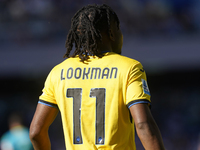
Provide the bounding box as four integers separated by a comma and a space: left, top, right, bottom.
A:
29, 4, 165, 150
0, 112, 32, 150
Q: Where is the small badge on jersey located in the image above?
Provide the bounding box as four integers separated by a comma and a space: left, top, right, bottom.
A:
141, 79, 150, 96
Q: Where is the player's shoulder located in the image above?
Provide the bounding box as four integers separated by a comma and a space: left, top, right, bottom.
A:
46, 59, 69, 77
52, 57, 77, 70
107, 52, 142, 66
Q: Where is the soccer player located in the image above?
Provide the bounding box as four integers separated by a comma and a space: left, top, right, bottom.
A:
0, 112, 32, 150
29, 4, 165, 150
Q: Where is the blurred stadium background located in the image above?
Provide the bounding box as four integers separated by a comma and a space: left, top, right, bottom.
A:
0, 0, 200, 149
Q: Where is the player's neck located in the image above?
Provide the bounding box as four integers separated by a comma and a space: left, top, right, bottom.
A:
97, 35, 113, 53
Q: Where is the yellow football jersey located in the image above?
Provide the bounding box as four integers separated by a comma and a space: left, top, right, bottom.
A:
39, 52, 151, 150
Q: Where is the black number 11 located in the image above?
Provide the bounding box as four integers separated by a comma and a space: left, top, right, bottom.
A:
66, 88, 105, 145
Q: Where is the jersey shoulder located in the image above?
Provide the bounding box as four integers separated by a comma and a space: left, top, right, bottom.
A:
50, 57, 78, 72
104, 53, 142, 69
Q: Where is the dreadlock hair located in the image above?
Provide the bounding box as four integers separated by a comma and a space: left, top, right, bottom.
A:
64, 4, 120, 62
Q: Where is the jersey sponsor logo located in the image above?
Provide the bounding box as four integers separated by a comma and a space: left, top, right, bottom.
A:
61, 67, 118, 80
140, 68, 145, 72
141, 79, 150, 96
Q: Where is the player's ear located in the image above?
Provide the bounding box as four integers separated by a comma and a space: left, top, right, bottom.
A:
109, 29, 115, 41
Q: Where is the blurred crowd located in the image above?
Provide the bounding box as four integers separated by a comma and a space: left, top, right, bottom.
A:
151, 82, 200, 150
0, 0, 200, 43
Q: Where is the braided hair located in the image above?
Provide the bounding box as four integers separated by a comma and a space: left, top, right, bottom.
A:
64, 4, 120, 62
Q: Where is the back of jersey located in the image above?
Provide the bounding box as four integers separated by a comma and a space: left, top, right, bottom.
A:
40, 52, 150, 150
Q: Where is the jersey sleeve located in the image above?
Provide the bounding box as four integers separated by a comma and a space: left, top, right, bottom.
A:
39, 68, 58, 108
126, 62, 151, 109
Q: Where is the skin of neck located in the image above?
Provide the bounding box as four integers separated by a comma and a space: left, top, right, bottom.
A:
97, 31, 113, 53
